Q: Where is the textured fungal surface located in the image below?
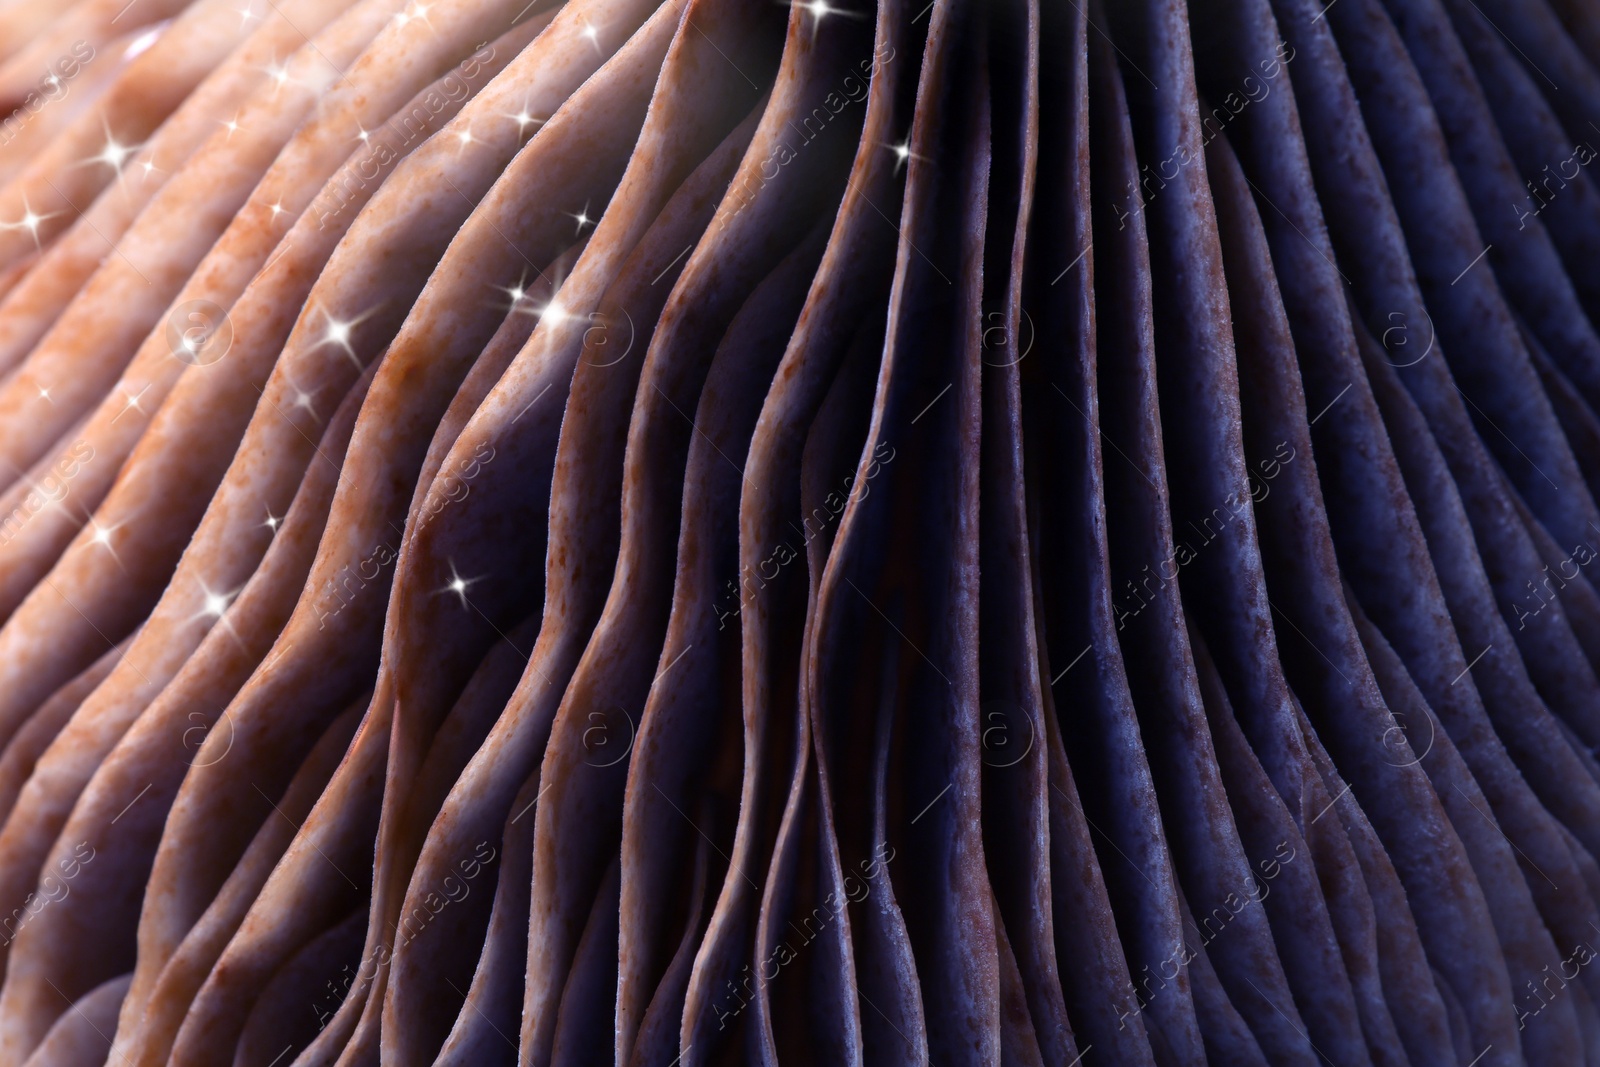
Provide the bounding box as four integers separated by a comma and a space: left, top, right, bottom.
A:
0, 0, 1598, 1062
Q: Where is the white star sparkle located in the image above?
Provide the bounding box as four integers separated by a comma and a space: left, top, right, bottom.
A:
502, 107, 544, 137
567, 201, 594, 234
496, 276, 535, 314
286, 379, 321, 424
111, 384, 151, 423
263, 59, 293, 95
394, 1, 431, 28
797, 0, 839, 25
538, 299, 571, 326
438, 561, 480, 609
311, 304, 380, 368
887, 139, 915, 171
81, 520, 128, 567
189, 578, 245, 637
793, 0, 861, 36
84, 127, 140, 190
2, 198, 63, 250
98, 138, 135, 170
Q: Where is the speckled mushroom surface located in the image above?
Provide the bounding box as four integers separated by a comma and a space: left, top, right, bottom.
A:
0, 0, 1597, 1063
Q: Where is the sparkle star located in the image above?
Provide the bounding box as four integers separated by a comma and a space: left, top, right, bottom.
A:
82, 520, 127, 567
111, 384, 151, 423
394, 1, 431, 27
496, 270, 554, 317
567, 201, 594, 234
794, 0, 859, 34
36, 387, 51, 403
88, 133, 138, 184
221, 113, 244, 138
263, 510, 281, 533
580, 19, 602, 51
503, 108, 543, 136
237, 2, 261, 26
438, 562, 480, 609
496, 277, 531, 313
885, 139, 919, 173
311, 303, 380, 367
100, 139, 135, 167
189, 579, 244, 632
2, 197, 64, 250
287, 381, 321, 424
263, 60, 293, 95
266, 200, 287, 223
